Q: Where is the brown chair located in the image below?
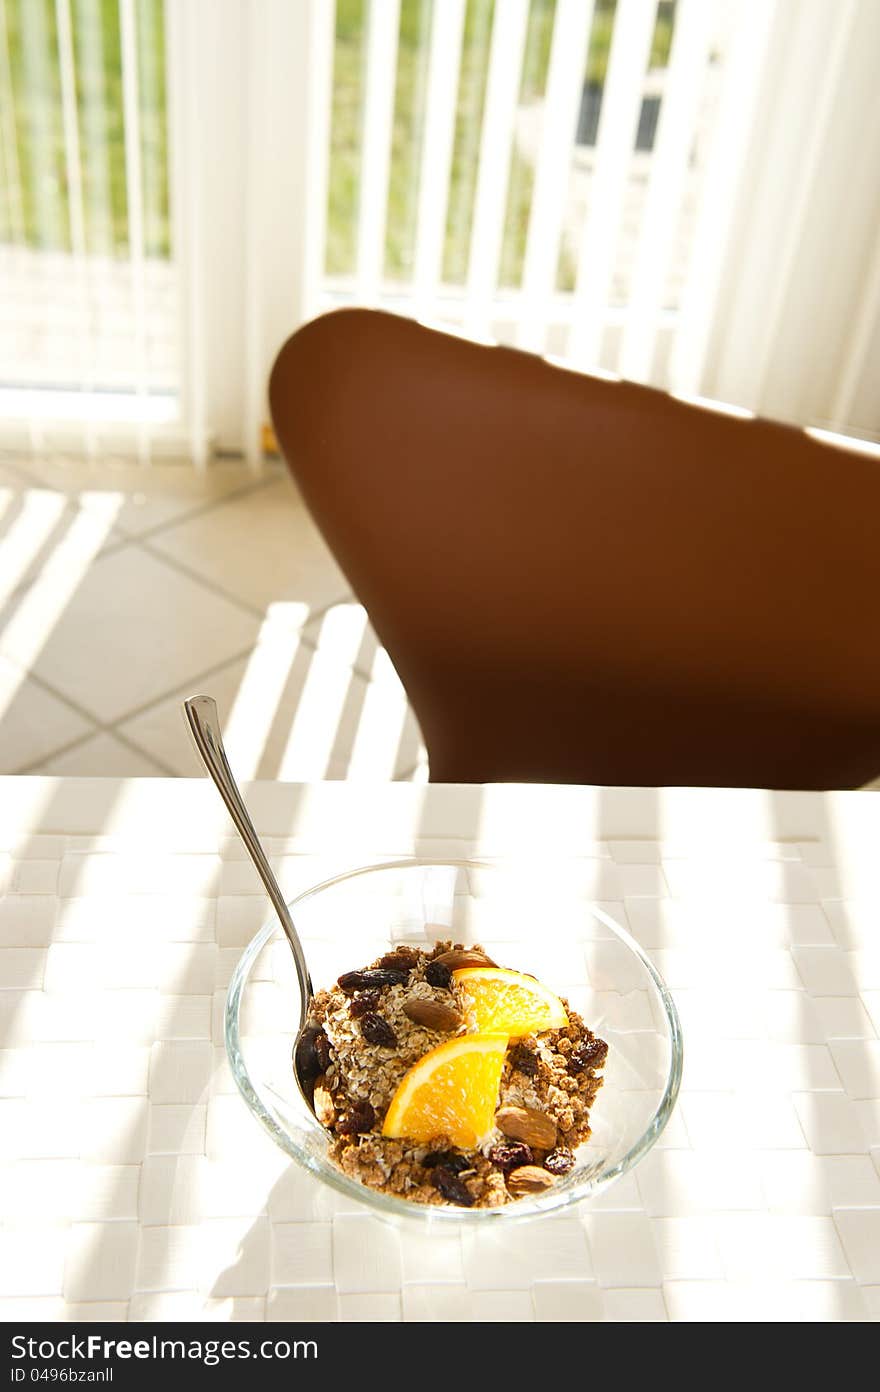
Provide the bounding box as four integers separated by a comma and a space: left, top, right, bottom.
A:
269, 308, 880, 789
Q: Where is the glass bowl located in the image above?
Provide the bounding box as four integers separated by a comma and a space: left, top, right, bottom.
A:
225, 858, 682, 1224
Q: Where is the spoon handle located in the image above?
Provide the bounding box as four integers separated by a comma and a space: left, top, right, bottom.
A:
182, 695, 313, 1025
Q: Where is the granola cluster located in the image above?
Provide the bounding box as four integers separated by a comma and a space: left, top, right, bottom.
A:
299, 941, 607, 1208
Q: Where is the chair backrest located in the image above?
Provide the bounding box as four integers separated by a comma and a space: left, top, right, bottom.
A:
270, 308, 880, 789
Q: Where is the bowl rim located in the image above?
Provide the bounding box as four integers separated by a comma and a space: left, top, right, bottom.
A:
225, 856, 683, 1223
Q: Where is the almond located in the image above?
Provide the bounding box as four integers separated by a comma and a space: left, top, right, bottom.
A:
312, 1076, 336, 1128
433, 948, 496, 969
506, 1165, 555, 1197
403, 998, 462, 1032
495, 1104, 558, 1150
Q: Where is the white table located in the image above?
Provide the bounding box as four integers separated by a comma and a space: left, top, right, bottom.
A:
1, 777, 879, 1323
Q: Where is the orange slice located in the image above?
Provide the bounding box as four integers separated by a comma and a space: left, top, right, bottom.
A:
381, 1034, 508, 1148
453, 967, 568, 1038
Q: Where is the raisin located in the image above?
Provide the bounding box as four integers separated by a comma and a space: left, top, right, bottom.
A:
488, 1142, 533, 1173
510, 1045, 539, 1077
349, 990, 381, 1019
335, 1099, 376, 1135
293, 1025, 323, 1081
359, 1013, 397, 1048
425, 960, 452, 989
314, 1031, 332, 1071
568, 1037, 608, 1074
376, 949, 418, 970
423, 1150, 471, 1173
431, 1166, 475, 1207
337, 968, 409, 994
544, 1147, 575, 1175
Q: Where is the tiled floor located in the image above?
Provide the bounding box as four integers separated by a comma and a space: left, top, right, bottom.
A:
0, 452, 427, 779
1, 449, 877, 790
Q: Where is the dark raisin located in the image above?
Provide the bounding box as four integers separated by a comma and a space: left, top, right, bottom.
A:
335, 1099, 376, 1135
425, 960, 452, 989
568, 1037, 609, 1074
293, 1025, 323, 1081
337, 971, 366, 994
314, 1031, 332, 1070
364, 968, 409, 988
349, 990, 381, 1019
423, 1150, 471, 1173
337, 968, 409, 994
544, 1147, 575, 1175
510, 1045, 539, 1077
431, 1167, 475, 1207
487, 1141, 534, 1173
359, 1013, 397, 1048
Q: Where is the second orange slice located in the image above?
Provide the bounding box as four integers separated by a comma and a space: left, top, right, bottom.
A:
454, 967, 568, 1038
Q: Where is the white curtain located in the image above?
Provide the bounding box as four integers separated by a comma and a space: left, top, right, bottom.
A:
2, 0, 878, 461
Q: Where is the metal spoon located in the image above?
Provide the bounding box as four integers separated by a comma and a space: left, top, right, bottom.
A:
182, 694, 321, 1110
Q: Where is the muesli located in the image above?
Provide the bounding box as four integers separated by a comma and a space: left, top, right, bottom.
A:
295, 941, 607, 1207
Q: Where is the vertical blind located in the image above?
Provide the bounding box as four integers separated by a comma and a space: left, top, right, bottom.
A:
0, 0, 176, 452
1, 0, 878, 460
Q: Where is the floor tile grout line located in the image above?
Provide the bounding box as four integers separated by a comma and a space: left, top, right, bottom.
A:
7, 666, 171, 774
0, 454, 44, 490
97, 726, 180, 776
0, 449, 282, 499
99, 605, 385, 732
107, 638, 318, 742
0, 453, 409, 774
2, 589, 361, 773
0, 493, 98, 615
13, 724, 174, 778
108, 647, 268, 728
0, 450, 262, 494
104, 606, 415, 775
2, 520, 127, 613
7, 658, 133, 734
7, 609, 418, 777
1, 450, 354, 637
0, 465, 280, 611
130, 539, 355, 646
7, 643, 290, 775
23, 634, 315, 747
43, 682, 420, 782
133, 537, 292, 622
113, 468, 282, 547
2, 574, 413, 778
